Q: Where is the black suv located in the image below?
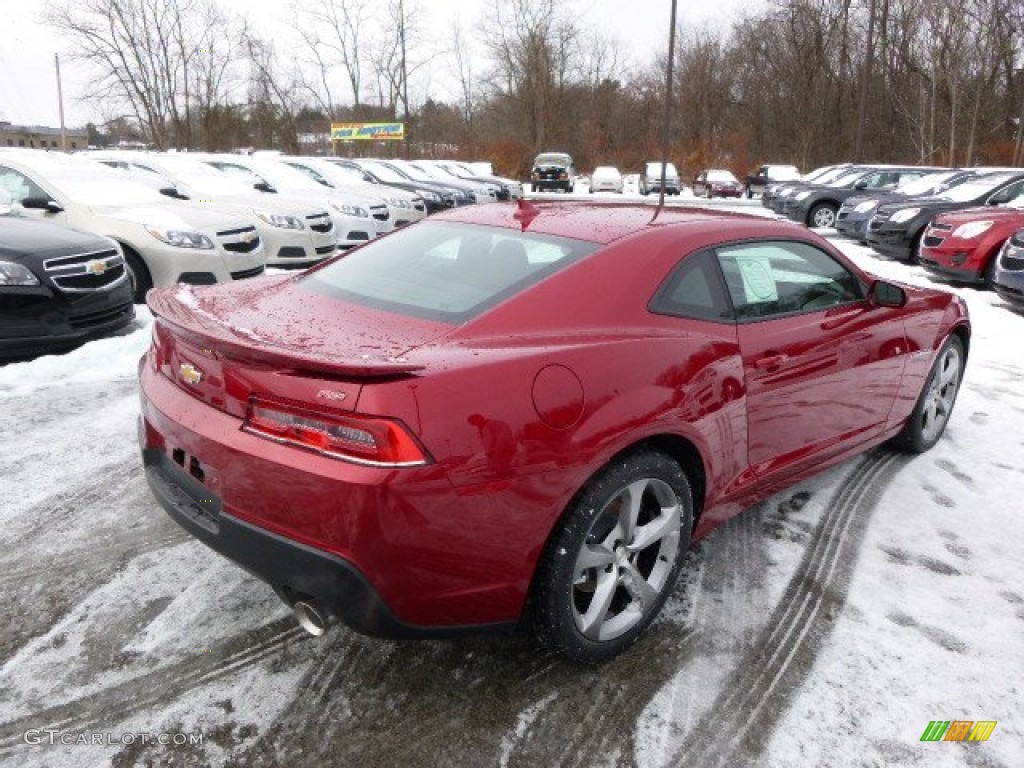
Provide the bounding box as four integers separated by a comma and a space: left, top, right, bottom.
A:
784, 166, 940, 228
531, 152, 575, 193
867, 171, 1024, 262
1, 212, 135, 359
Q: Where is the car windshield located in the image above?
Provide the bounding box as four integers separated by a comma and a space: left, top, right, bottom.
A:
383, 161, 433, 182
408, 163, 451, 181
647, 162, 678, 177
805, 166, 846, 183
707, 170, 737, 182
896, 171, 961, 196
243, 160, 323, 191
535, 154, 571, 166
304, 221, 597, 323
356, 160, 410, 184
135, 160, 257, 196
44, 172, 171, 206
767, 166, 800, 180
830, 169, 870, 187
938, 174, 1019, 202
323, 162, 371, 183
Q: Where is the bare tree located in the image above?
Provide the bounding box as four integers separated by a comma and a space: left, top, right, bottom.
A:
46, 0, 246, 149
290, 0, 371, 112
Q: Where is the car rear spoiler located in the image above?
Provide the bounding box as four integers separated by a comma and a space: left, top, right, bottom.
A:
148, 288, 425, 379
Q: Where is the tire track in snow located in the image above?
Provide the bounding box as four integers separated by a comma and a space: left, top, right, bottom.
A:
0, 462, 187, 664
0, 618, 308, 757
670, 450, 907, 768
502, 504, 769, 768
231, 501, 768, 768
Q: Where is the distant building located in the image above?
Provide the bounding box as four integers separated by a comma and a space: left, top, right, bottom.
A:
0, 121, 88, 151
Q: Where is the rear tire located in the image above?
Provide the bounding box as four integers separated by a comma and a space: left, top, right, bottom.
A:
529, 450, 693, 664
891, 335, 965, 453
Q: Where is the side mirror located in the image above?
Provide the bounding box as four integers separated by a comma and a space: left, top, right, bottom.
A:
21, 196, 64, 213
854, 180, 868, 190
987, 191, 1010, 205
159, 186, 190, 200
869, 279, 907, 308
253, 181, 277, 193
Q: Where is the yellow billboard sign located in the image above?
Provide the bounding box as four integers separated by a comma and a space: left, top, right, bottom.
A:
331, 122, 405, 141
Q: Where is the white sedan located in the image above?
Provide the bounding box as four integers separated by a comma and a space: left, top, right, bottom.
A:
590, 166, 624, 194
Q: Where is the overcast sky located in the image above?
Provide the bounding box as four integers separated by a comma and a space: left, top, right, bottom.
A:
1, 0, 758, 129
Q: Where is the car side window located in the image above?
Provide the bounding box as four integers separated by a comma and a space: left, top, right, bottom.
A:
714, 241, 863, 321
992, 179, 1024, 204
650, 250, 733, 322
0, 166, 48, 202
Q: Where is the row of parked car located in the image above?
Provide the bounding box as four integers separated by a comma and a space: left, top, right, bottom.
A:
760, 162, 1024, 308
0, 148, 522, 359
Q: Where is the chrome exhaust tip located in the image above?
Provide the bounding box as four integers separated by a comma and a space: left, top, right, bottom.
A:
292, 600, 328, 637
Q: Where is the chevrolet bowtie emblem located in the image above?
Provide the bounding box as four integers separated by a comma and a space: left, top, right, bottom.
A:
240, 230, 258, 243
85, 259, 109, 275
179, 363, 203, 385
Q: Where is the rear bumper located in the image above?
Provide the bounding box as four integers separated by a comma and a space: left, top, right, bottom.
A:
142, 445, 504, 638
137, 361, 525, 636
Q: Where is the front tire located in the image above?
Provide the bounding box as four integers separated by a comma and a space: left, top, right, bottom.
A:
121, 245, 153, 304
891, 335, 965, 453
529, 450, 693, 664
809, 203, 837, 229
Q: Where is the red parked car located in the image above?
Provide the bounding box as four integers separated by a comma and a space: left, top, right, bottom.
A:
139, 201, 969, 663
692, 169, 743, 198
919, 199, 1024, 284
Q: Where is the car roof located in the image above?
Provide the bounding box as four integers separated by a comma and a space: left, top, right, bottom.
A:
435, 201, 803, 245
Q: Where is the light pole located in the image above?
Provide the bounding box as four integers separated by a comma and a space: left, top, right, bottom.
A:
658, 0, 679, 209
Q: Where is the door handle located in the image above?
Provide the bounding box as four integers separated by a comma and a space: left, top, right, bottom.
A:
753, 353, 788, 370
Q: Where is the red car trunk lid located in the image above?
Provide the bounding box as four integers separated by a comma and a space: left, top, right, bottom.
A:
147, 276, 450, 418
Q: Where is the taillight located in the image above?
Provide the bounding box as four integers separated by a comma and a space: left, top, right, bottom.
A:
243, 397, 430, 467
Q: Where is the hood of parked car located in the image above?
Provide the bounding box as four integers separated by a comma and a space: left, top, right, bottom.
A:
90, 203, 249, 231
147, 274, 453, 377
0, 215, 112, 260
931, 205, 1024, 225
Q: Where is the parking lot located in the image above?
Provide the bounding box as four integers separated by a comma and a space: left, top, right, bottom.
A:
1, 194, 1022, 768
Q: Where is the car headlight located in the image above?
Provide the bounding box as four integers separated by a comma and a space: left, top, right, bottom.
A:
889, 208, 921, 224
417, 189, 441, 202
331, 202, 369, 218
386, 196, 411, 209
795, 191, 812, 201
0, 260, 40, 286
146, 226, 215, 249
951, 220, 993, 239
855, 200, 878, 213
255, 211, 304, 229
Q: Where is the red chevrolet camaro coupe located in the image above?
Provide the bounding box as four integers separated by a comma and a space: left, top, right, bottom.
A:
139, 201, 969, 663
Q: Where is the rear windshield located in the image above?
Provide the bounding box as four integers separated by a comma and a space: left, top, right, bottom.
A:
535, 154, 572, 167
304, 221, 598, 323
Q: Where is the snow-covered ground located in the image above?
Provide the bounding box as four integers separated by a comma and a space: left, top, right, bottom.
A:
0, 197, 1021, 767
